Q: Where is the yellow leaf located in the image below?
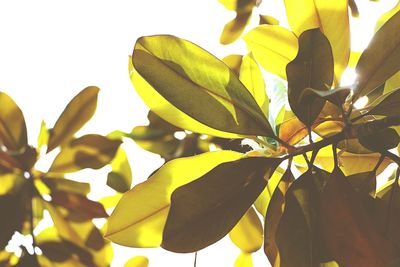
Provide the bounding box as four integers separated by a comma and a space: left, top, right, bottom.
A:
47, 86, 99, 152
244, 25, 298, 80
124, 256, 149, 267
239, 53, 268, 117
234, 253, 253, 267
220, 11, 252, 45
284, 0, 350, 83
105, 151, 242, 247
0, 92, 27, 151
254, 167, 284, 216
229, 207, 263, 253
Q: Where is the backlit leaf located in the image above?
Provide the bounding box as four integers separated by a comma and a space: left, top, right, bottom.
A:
161, 157, 281, 252
42, 177, 90, 195
264, 168, 294, 265
107, 148, 132, 193
239, 53, 268, 117
359, 128, 400, 152
354, 10, 400, 100
124, 256, 149, 267
301, 86, 351, 107
51, 191, 108, 219
284, 0, 350, 82
105, 151, 243, 247
234, 253, 253, 267
319, 168, 398, 267
276, 168, 331, 267
48, 134, 121, 173
220, 11, 252, 45
244, 25, 298, 80
259, 15, 279, 25
229, 207, 263, 253
132, 35, 274, 137
360, 87, 400, 117
47, 86, 100, 152
222, 54, 243, 75
0, 92, 28, 151
287, 28, 334, 127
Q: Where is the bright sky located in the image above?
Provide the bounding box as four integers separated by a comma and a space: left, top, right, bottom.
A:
0, 0, 397, 266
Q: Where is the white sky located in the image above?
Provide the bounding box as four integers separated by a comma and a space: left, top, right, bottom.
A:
0, 0, 397, 266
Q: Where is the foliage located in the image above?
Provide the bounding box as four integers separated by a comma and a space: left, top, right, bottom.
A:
0, 87, 130, 266
107, 1, 400, 267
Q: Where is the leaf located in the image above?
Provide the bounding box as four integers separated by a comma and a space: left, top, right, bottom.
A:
347, 171, 376, 195
229, 207, 263, 253
124, 256, 149, 267
359, 128, 400, 152
284, 0, 350, 82
319, 168, 398, 267
287, 28, 334, 127
259, 15, 279, 25
275, 168, 331, 267
51, 191, 108, 219
48, 134, 121, 173
222, 54, 243, 75
0, 92, 28, 151
360, 87, 400, 117
244, 25, 298, 80
234, 253, 253, 267
301, 86, 351, 107
132, 35, 274, 137
264, 168, 294, 266
348, 0, 359, 17
107, 148, 132, 193
42, 177, 90, 195
47, 86, 100, 152
354, 10, 400, 100
0, 192, 26, 249
105, 151, 243, 247
239, 53, 268, 117
37, 120, 49, 150
220, 11, 252, 45
161, 156, 281, 252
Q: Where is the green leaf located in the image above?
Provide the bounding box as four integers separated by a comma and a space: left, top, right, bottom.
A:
51, 191, 108, 219
107, 148, 132, 193
124, 256, 149, 267
287, 28, 334, 127
105, 151, 243, 247
229, 207, 263, 253
48, 134, 121, 173
161, 156, 281, 252
359, 128, 400, 152
354, 10, 400, 100
0, 92, 28, 151
132, 35, 274, 137
244, 25, 298, 80
319, 168, 398, 267
264, 168, 294, 266
275, 168, 331, 267
359, 87, 400, 117
47, 86, 100, 152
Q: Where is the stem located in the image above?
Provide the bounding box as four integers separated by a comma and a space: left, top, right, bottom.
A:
28, 173, 37, 250
194, 252, 197, 267
384, 169, 399, 236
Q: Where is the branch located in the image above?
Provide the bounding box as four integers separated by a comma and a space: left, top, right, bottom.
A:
283, 114, 400, 161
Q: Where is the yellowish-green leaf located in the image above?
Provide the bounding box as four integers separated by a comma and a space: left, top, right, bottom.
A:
161, 157, 281, 252
48, 134, 121, 173
244, 25, 298, 80
234, 253, 253, 267
222, 54, 243, 75
107, 148, 132, 193
124, 256, 149, 267
132, 35, 274, 137
284, 0, 350, 83
37, 120, 49, 151
105, 151, 242, 247
354, 11, 400, 100
47, 86, 100, 152
0, 92, 27, 151
220, 11, 252, 45
239, 53, 268, 117
229, 207, 263, 253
